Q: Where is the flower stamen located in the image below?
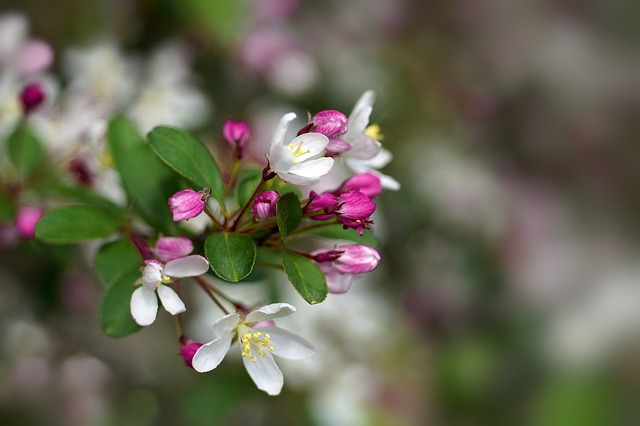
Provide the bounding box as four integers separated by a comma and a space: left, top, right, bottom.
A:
288, 141, 311, 164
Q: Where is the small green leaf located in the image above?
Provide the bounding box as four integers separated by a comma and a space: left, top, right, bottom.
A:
35, 205, 121, 244
95, 237, 142, 288
99, 270, 142, 338
205, 233, 256, 282
108, 117, 178, 234
281, 252, 327, 304
7, 122, 43, 176
297, 224, 379, 248
148, 126, 224, 201
276, 192, 302, 239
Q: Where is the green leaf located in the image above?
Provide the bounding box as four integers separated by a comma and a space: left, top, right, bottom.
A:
99, 270, 142, 338
281, 252, 327, 304
35, 205, 121, 244
95, 237, 142, 288
108, 117, 178, 234
237, 167, 261, 207
148, 126, 224, 201
205, 233, 256, 282
276, 192, 302, 239
297, 224, 379, 248
7, 122, 43, 176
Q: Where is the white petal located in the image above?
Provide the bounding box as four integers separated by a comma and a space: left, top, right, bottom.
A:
348, 90, 376, 124
130, 287, 158, 326
276, 171, 321, 186
270, 112, 296, 148
345, 134, 381, 160
246, 303, 296, 323
242, 351, 284, 396
163, 255, 209, 278
191, 334, 234, 373
325, 271, 354, 294
347, 105, 373, 136
363, 148, 393, 169
288, 133, 329, 162
379, 173, 401, 190
287, 157, 334, 178
259, 326, 315, 360
270, 143, 295, 172
142, 262, 163, 288
156, 285, 186, 315
212, 313, 241, 339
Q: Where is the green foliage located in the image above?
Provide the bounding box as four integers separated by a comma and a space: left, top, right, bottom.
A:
95, 237, 141, 287
35, 205, 122, 243
96, 237, 143, 337
276, 192, 302, 239
148, 126, 224, 201
108, 117, 177, 234
99, 269, 142, 337
7, 122, 44, 177
205, 232, 257, 282
281, 252, 327, 304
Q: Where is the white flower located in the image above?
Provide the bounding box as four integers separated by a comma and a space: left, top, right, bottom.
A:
192, 303, 315, 396
343, 90, 400, 190
130, 255, 209, 326
269, 113, 334, 186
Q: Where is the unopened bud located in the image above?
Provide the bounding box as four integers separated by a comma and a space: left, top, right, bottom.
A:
20, 82, 45, 114
169, 188, 209, 221
222, 119, 250, 159
15, 206, 43, 239
252, 190, 280, 221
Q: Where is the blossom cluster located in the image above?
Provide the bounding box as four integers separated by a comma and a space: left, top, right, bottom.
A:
0, 14, 398, 396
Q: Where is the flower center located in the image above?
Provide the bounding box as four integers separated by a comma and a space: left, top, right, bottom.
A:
238, 324, 274, 362
364, 123, 384, 141
288, 141, 311, 164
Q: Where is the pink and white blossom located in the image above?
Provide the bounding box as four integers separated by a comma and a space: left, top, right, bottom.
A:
130, 255, 209, 326
14, 206, 43, 239
269, 113, 334, 186
192, 303, 315, 396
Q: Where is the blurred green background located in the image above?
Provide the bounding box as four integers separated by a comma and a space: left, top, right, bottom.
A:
1, 0, 640, 425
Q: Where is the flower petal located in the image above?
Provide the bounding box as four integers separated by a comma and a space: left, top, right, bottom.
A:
276, 171, 322, 186
242, 351, 284, 396
156, 285, 186, 315
246, 303, 296, 323
288, 133, 329, 162
155, 236, 193, 263
141, 261, 163, 289
212, 313, 241, 339
130, 287, 158, 326
163, 255, 209, 278
270, 112, 296, 148
345, 134, 381, 160
349, 90, 376, 123
347, 105, 373, 136
270, 143, 295, 172
259, 326, 315, 360
191, 334, 234, 373
287, 157, 334, 178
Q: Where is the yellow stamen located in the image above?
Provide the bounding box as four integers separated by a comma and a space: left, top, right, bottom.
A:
239, 326, 274, 362
288, 141, 311, 164
364, 123, 384, 141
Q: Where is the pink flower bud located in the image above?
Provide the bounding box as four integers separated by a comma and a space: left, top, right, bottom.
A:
331, 244, 380, 274
169, 189, 208, 221
155, 236, 194, 263
309, 110, 348, 138
337, 191, 376, 220
20, 82, 45, 114
252, 190, 280, 221
310, 244, 380, 294
15, 206, 44, 239
222, 119, 250, 159
338, 172, 382, 198
304, 191, 338, 217
179, 340, 204, 369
